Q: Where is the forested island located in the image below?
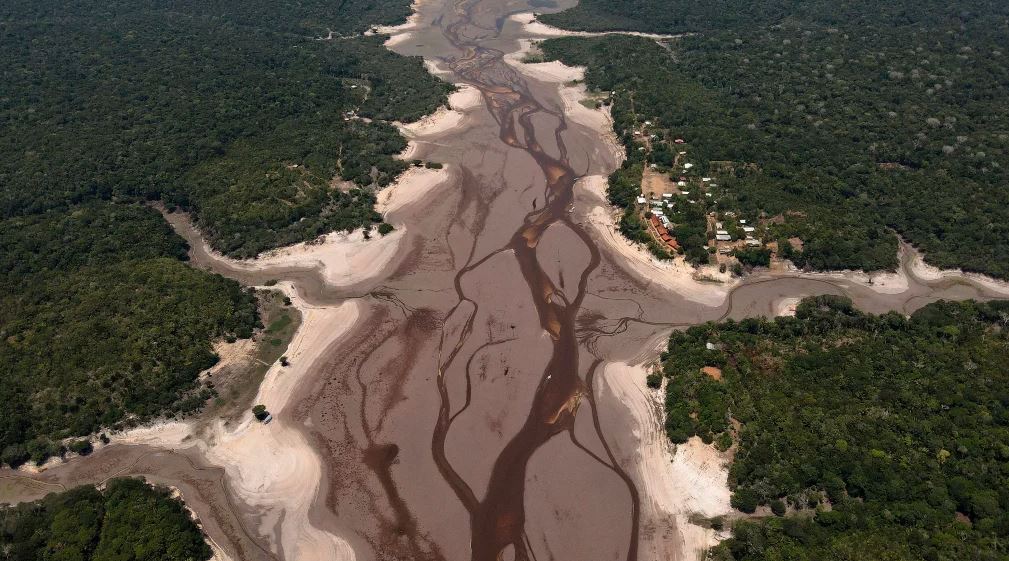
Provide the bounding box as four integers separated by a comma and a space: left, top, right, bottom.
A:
0, 0, 450, 467
0, 478, 212, 561
538, 0, 1009, 277
659, 296, 1009, 560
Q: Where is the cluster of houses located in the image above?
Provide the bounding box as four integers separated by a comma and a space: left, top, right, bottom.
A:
713, 213, 762, 256
649, 214, 680, 251
629, 126, 771, 267
638, 193, 681, 251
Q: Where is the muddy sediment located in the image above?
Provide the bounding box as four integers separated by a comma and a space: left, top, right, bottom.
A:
6, 0, 1009, 560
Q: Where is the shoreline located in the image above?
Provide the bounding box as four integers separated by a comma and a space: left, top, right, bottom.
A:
394, 83, 486, 161
510, 12, 685, 41
4, 17, 472, 554
115, 284, 363, 561
598, 362, 732, 560
579, 175, 737, 307
10, 2, 1009, 561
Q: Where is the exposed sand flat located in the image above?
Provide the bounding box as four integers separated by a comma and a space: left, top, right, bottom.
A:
510, 58, 582, 83
118, 285, 362, 561
372, 0, 433, 47
395, 83, 485, 139
598, 362, 731, 561
248, 230, 405, 288
904, 244, 1009, 295
774, 296, 802, 317
376, 165, 453, 217
394, 81, 484, 160
202, 289, 361, 561
164, 215, 406, 292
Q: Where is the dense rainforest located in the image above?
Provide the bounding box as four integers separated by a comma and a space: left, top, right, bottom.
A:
0, 203, 259, 467
538, 0, 1009, 277
0, 478, 212, 561
660, 296, 1009, 561
2, 0, 450, 257
1, 0, 448, 467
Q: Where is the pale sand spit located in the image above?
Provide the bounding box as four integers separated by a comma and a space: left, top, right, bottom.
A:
396, 83, 485, 139
904, 244, 1009, 295
774, 296, 802, 317
377, 165, 453, 217
195, 227, 404, 289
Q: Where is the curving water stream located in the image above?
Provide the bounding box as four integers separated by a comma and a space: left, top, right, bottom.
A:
5, 0, 1009, 560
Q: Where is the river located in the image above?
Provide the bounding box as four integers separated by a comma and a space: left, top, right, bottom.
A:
4, 0, 1009, 560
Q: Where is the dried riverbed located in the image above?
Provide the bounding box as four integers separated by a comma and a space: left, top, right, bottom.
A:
5, 0, 1009, 560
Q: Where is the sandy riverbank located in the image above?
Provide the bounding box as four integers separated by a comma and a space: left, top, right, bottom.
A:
784, 261, 910, 295
774, 296, 802, 317
503, 36, 624, 163
376, 165, 454, 217
117, 284, 362, 561
372, 0, 435, 47
222, 228, 404, 289
598, 362, 731, 561
903, 244, 1009, 296
509, 12, 683, 40
395, 84, 485, 161
769, 240, 1009, 303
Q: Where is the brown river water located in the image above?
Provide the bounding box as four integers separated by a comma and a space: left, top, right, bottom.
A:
4, 0, 1008, 560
